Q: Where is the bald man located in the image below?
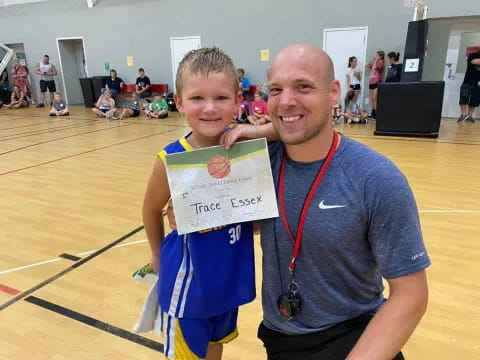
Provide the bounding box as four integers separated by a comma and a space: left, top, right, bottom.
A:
222, 44, 430, 359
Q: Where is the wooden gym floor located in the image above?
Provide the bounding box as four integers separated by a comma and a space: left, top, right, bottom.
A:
0, 105, 479, 359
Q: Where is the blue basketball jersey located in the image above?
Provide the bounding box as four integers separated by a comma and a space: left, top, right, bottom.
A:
157, 136, 256, 319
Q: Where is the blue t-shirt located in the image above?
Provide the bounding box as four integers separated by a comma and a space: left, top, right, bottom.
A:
261, 135, 430, 335
157, 137, 256, 319
240, 77, 250, 97
106, 77, 123, 92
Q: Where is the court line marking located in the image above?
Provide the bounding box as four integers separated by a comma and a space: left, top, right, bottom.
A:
0, 225, 144, 311
0, 123, 136, 156
0, 284, 21, 295
0, 118, 96, 132
0, 239, 147, 275
349, 134, 480, 146
0, 120, 100, 141
24, 296, 163, 352
0, 128, 180, 176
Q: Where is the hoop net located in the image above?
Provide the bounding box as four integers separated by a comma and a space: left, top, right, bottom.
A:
404, 0, 425, 8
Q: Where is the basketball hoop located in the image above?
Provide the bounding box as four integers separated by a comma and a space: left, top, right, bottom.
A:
404, 0, 428, 21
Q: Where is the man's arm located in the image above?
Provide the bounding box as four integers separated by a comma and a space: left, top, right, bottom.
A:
142, 157, 171, 272
471, 58, 480, 65
346, 270, 428, 360
49, 64, 58, 76
34, 63, 42, 76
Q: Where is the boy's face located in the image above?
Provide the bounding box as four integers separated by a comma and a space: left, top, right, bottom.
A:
54, 94, 62, 102
175, 71, 241, 138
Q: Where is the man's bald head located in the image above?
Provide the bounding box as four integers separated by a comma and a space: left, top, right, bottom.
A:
270, 44, 335, 85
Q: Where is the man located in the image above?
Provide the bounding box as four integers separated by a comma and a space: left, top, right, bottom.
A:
135, 67, 152, 99
35, 55, 57, 107
458, 47, 480, 123
170, 44, 430, 360
225, 44, 430, 360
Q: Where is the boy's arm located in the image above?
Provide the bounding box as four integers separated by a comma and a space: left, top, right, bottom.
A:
221, 122, 278, 150
143, 158, 171, 272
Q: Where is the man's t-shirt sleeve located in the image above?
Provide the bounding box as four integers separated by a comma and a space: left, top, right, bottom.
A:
365, 162, 431, 279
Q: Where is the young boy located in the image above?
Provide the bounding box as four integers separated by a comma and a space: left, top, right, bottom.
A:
145, 94, 169, 119
142, 47, 255, 360
119, 92, 141, 120
48, 92, 69, 116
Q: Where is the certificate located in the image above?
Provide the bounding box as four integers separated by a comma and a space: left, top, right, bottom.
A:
165, 138, 279, 234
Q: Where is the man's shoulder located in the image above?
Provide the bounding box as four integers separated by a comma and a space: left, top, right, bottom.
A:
338, 136, 404, 181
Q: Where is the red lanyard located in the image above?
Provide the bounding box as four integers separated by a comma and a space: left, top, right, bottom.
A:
278, 131, 340, 272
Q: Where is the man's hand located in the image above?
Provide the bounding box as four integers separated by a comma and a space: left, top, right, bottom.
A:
220, 123, 278, 151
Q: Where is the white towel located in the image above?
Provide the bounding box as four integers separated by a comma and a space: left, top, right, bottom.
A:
132, 278, 163, 336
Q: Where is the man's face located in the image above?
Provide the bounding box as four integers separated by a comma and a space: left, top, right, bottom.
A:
267, 52, 340, 146
43, 57, 49, 64
139, 71, 145, 78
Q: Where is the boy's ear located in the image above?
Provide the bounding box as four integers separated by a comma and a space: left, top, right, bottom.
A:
174, 93, 183, 113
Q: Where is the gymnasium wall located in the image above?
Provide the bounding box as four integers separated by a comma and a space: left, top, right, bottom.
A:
1, 0, 479, 95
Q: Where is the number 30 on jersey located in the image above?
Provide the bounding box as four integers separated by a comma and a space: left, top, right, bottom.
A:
229, 225, 242, 244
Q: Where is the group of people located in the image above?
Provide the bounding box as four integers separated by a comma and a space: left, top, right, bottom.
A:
92, 91, 168, 120
91, 67, 168, 120
338, 51, 403, 124
141, 45, 430, 360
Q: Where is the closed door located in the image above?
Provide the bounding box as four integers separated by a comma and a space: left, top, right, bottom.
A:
170, 36, 201, 92
323, 27, 368, 107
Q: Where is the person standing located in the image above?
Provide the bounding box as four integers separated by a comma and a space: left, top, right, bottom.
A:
385, 52, 403, 83
220, 44, 430, 360
35, 55, 57, 107
457, 47, 480, 123
366, 51, 385, 119
11, 59, 33, 102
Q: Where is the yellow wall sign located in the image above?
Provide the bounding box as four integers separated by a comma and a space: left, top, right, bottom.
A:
260, 49, 270, 62
127, 56, 134, 67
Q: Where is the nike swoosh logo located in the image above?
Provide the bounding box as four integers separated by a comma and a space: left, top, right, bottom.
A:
319, 200, 346, 210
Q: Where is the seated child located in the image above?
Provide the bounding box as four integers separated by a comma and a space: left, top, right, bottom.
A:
248, 92, 270, 125
48, 93, 69, 116
234, 94, 249, 123
145, 95, 168, 119
120, 92, 141, 120
344, 90, 368, 124
92, 90, 117, 119
3, 85, 28, 109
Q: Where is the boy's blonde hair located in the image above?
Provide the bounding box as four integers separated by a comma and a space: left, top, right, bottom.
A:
175, 47, 239, 97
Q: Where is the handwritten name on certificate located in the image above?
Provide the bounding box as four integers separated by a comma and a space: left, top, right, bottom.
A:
165, 138, 279, 235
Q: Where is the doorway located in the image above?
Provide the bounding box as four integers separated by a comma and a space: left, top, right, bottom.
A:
323, 27, 368, 107
57, 37, 88, 105
432, 19, 480, 118
170, 36, 202, 93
